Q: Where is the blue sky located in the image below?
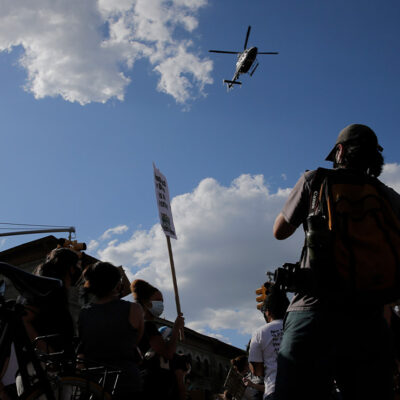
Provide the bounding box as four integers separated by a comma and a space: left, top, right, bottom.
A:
1, 0, 400, 349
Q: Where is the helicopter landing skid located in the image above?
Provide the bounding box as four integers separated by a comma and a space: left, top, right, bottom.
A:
249, 61, 259, 76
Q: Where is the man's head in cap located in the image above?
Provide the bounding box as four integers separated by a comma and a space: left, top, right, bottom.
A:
326, 124, 384, 177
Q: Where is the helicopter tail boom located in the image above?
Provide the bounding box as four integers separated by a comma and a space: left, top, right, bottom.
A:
223, 79, 242, 89
223, 79, 242, 85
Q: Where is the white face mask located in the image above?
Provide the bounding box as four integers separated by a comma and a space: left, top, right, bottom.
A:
149, 300, 164, 317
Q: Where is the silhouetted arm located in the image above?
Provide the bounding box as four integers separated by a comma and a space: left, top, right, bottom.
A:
273, 213, 297, 240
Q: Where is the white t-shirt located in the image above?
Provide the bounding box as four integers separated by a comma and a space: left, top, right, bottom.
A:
248, 319, 284, 398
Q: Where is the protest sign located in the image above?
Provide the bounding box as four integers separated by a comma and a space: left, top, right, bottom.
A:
153, 164, 183, 332
153, 163, 177, 240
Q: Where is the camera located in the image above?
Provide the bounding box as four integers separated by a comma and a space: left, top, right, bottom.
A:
57, 238, 87, 251
305, 214, 332, 267
273, 262, 303, 292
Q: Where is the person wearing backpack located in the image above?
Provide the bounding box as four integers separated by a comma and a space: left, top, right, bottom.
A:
272, 124, 400, 400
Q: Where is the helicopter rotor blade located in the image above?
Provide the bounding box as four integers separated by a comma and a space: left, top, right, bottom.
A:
257, 52, 279, 55
209, 50, 240, 54
244, 26, 251, 50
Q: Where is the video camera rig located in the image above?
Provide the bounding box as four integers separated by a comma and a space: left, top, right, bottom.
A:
273, 262, 301, 293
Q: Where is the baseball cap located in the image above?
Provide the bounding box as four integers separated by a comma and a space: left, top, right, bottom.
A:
325, 124, 383, 162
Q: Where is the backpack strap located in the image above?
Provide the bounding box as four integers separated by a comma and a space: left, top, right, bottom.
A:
306, 168, 330, 218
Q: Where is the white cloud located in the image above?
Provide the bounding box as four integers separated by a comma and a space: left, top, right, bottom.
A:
154, 42, 213, 103
90, 164, 400, 347
187, 307, 264, 337
93, 173, 302, 346
194, 329, 232, 345
0, 0, 212, 104
381, 163, 400, 193
87, 239, 99, 252
0, 239, 7, 250
100, 224, 129, 240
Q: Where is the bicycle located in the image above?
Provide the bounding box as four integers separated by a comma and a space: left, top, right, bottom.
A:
0, 262, 114, 400
37, 351, 121, 400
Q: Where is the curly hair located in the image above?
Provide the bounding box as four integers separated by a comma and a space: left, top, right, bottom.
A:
34, 247, 79, 280
130, 279, 159, 305
262, 285, 289, 320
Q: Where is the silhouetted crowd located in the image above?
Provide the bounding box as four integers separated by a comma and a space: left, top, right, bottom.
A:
1, 248, 188, 400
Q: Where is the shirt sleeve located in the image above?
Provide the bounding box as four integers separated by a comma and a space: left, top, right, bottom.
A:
281, 173, 311, 228
248, 330, 263, 363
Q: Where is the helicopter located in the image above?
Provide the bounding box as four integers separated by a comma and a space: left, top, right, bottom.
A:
209, 26, 278, 89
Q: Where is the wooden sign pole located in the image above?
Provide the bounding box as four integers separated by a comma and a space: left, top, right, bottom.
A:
166, 235, 181, 315
166, 235, 184, 340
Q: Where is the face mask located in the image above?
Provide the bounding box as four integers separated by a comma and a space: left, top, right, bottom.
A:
149, 301, 164, 317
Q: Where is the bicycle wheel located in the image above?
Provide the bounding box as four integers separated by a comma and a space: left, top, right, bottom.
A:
23, 387, 53, 400
54, 376, 111, 400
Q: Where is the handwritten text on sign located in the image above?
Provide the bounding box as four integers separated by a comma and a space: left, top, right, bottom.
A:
153, 164, 177, 239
